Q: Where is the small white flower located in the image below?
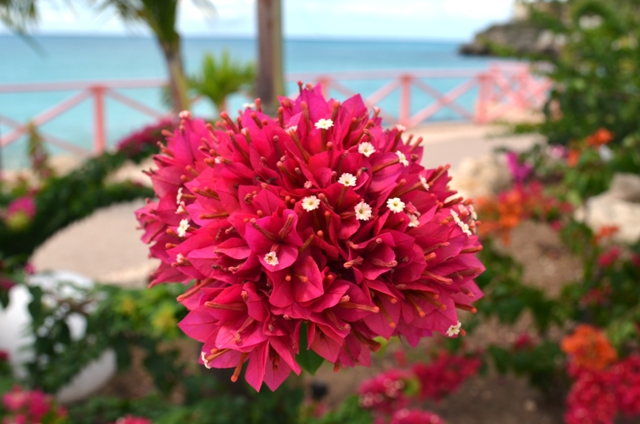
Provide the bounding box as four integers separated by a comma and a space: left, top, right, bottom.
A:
201, 351, 212, 369
446, 321, 462, 337
176, 253, 186, 263
338, 173, 357, 187
354, 201, 373, 221
304, 180, 312, 189
598, 145, 613, 162
450, 209, 472, 236
420, 175, 430, 191
176, 187, 183, 205
469, 205, 478, 220
358, 142, 376, 157
302, 195, 321, 212
459, 222, 472, 237
214, 156, 223, 164
178, 110, 191, 119
387, 197, 405, 213
408, 214, 420, 227
242, 102, 255, 109
286, 125, 297, 135
315, 118, 333, 130
264, 251, 279, 267
176, 202, 187, 214
177, 219, 190, 237
395, 124, 406, 132
395, 151, 409, 167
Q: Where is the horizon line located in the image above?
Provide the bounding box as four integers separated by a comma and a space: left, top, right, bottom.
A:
0, 32, 467, 43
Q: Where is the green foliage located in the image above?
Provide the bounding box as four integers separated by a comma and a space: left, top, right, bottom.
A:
514, 0, 640, 147
297, 324, 325, 375
0, 140, 156, 266
189, 50, 256, 112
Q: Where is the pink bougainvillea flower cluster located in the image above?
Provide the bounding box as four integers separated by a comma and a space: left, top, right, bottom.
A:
115, 118, 176, 159
136, 86, 485, 391
358, 369, 412, 414
412, 350, 481, 401
390, 409, 446, 424
1, 386, 66, 424
565, 354, 640, 424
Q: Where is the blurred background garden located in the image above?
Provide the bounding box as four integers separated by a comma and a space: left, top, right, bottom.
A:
1, 0, 640, 423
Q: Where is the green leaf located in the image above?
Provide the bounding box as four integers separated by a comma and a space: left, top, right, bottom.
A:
297, 324, 325, 375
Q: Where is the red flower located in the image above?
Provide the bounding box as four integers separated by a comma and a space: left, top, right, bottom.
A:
390, 409, 446, 424
358, 369, 412, 415
597, 247, 621, 268
513, 333, 536, 351
136, 88, 485, 391
1, 386, 66, 423
412, 350, 480, 401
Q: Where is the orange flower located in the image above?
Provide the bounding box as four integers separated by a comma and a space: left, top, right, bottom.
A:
567, 149, 581, 167
561, 325, 617, 371
586, 128, 614, 147
592, 225, 619, 245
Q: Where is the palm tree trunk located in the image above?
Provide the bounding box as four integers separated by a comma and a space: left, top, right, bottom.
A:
256, 0, 284, 116
161, 41, 190, 113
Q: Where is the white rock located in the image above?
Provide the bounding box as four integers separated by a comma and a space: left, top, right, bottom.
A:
449, 154, 511, 199
579, 173, 640, 243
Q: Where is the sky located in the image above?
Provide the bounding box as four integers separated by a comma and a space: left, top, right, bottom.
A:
1, 0, 514, 41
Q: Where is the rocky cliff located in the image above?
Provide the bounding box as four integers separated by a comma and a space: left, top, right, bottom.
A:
460, 21, 561, 57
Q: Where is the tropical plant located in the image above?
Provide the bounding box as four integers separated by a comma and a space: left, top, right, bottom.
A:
0, 0, 38, 33
512, 0, 640, 147
91, 0, 214, 112
188, 50, 255, 113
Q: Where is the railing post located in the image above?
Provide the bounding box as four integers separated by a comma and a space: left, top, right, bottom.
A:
317, 76, 330, 98
399, 75, 412, 127
475, 73, 489, 124
93, 86, 106, 153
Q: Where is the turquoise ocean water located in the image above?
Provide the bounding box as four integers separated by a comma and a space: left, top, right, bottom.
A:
0, 35, 500, 168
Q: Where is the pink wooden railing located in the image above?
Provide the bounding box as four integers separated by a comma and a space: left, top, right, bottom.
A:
0, 64, 550, 157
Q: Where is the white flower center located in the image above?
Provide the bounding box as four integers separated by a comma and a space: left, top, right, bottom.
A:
469, 205, 478, 221
420, 175, 430, 191
408, 214, 420, 227
264, 251, 279, 266
302, 195, 320, 212
315, 118, 334, 130
354, 201, 372, 221
178, 110, 191, 119
242, 102, 255, 109
176, 187, 183, 205
201, 351, 212, 369
177, 219, 190, 237
286, 125, 297, 135
446, 321, 462, 337
395, 151, 409, 167
387, 197, 405, 213
338, 173, 357, 187
358, 142, 376, 157
450, 209, 472, 236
